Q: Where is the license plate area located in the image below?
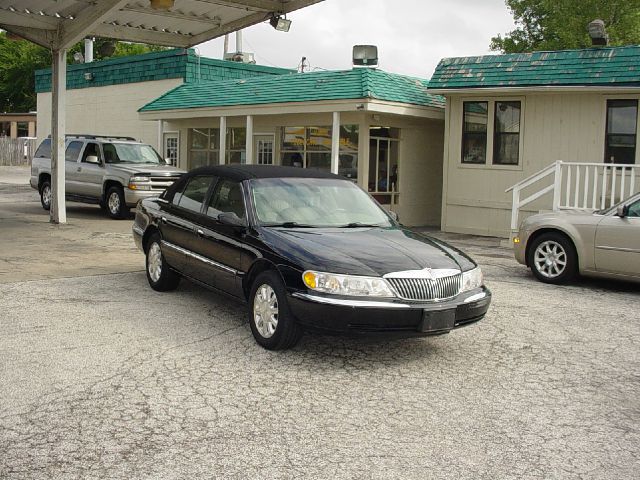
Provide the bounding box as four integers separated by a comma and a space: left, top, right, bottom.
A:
421, 309, 456, 332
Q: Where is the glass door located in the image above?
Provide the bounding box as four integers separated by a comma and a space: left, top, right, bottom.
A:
255, 135, 275, 165
163, 133, 179, 166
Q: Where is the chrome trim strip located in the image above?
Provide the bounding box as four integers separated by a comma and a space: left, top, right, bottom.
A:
291, 292, 412, 309
161, 241, 239, 275
595, 245, 640, 254
464, 292, 487, 303
132, 225, 144, 236
383, 268, 461, 279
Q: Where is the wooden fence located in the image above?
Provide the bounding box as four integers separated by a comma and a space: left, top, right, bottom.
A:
0, 137, 37, 166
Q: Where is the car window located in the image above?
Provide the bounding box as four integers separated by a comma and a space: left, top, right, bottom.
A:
34, 139, 51, 158
81, 142, 101, 163
207, 179, 245, 219
65, 141, 83, 162
174, 176, 213, 213
628, 200, 640, 218
102, 143, 119, 164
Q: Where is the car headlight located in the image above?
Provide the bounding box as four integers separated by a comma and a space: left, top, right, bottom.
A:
461, 267, 484, 293
128, 176, 151, 190
302, 270, 395, 297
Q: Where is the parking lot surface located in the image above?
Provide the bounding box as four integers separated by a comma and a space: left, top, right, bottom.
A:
1, 167, 638, 479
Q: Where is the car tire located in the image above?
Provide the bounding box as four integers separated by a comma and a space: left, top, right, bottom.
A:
145, 233, 180, 292
40, 179, 51, 211
105, 185, 129, 219
528, 232, 577, 284
249, 271, 302, 350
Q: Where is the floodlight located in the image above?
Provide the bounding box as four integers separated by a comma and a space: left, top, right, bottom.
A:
270, 15, 291, 32
353, 45, 378, 67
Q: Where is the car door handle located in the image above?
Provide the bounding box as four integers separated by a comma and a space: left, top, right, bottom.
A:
161, 216, 167, 224
196, 229, 204, 237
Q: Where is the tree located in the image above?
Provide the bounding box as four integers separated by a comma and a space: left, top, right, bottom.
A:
0, 32, 168, 113
491, 0, 640, 53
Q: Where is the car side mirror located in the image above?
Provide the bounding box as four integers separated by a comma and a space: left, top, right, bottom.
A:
85, 155, 99, 164
617, 205, 629, 218
218, 212, 246, 228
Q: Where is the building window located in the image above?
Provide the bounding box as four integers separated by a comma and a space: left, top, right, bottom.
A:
493, 101, 521, 165
189, 128, 219, 169
462, 102, 488, 164
369, 127, 400, 204
17, 122, 29, 138
339, 125, 359, 181
605, 99, 638, 165
226, 127, 246, 164
0, 122, 9, 137
281, 126, 332, 172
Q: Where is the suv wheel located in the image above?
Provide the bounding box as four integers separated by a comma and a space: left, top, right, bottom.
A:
146, 233, 180, 291
105, 185, 129, 219
249, 271, 302, 350
40, 179, 51, 211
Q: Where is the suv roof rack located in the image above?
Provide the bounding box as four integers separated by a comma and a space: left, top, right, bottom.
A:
46, 134, 138, 141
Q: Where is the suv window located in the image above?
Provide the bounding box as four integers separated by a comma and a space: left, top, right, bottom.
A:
174, 176, 213, 213
34, 139, 51, 158
66, 141, 83, 162
207, 179, 245, 219
81, 142, 101, 163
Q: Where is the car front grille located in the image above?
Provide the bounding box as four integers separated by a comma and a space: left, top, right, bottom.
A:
386, 273, 462, 301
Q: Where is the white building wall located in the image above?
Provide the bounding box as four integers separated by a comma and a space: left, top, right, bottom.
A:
442, 92, 640, 237
36, 79, 182, 151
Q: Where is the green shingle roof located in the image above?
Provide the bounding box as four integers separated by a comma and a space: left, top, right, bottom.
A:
428, 45, 640, 89
35, 48, 291, 93
139, 68, 445, 112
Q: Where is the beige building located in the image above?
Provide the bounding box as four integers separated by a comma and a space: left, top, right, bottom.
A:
35, 49, 290, 165
428, 45, 640, 237
138, 68, 446, 227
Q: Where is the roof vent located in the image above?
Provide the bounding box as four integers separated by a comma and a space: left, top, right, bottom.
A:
353, 45, 378, 68
588, 19, 608, 46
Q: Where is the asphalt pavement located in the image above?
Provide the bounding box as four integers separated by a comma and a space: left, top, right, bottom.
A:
1, 167, 638, 479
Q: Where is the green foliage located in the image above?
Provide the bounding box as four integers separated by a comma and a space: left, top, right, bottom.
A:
0, 32, 168, 112
491, 0, 640, 53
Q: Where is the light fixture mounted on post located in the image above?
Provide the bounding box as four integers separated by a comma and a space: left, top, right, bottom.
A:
150, 0, 175, 11
270, 14, 291, 32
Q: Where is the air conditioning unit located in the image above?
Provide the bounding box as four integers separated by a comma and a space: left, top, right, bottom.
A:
223, 52, 256, 64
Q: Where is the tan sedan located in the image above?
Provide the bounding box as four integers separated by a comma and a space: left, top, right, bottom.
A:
514, 193, 640, 284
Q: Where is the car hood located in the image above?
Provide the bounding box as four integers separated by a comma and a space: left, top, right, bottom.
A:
110, 164, 186, 176
259, 226, 476, 276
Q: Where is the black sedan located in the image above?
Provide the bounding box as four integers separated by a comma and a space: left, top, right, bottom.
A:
132, 165, 491, 350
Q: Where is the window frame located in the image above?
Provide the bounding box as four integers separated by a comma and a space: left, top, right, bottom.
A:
458, 97, 525, 171
173, 175, 216, 214
604, 98, 638, 165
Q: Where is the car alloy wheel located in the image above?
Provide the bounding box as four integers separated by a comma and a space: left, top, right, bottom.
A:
253, 284, 279, 339
147, 242, 163, 283
533, 240, 567, 279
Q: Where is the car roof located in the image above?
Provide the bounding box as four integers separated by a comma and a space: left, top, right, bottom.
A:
187, 165, 344, 182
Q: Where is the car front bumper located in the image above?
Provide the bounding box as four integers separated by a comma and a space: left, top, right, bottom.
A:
132, 224, 144, 252
288, 286, 491, 335
124, 188, 164, 207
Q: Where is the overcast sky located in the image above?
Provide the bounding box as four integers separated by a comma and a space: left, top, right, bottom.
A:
197, 0, 516, 78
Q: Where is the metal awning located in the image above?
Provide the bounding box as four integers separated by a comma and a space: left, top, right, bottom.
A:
0, 0, 324, 223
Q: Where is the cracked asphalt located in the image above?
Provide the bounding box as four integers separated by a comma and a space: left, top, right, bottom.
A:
1, 167, 639, 479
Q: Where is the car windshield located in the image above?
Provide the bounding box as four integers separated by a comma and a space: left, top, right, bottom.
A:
250, 177, 393, 228
104, 143, 163, 164
595, 192, 640, 215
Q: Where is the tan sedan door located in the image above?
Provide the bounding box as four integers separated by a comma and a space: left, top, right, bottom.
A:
594, 198, 640, 276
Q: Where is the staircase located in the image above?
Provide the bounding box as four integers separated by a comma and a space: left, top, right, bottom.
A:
506, 161, 640, 236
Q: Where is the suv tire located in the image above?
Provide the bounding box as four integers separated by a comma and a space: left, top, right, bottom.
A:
105, 185, 129, 219
40, 179, 52, 211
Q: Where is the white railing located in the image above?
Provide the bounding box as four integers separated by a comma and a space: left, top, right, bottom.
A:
506, 161, 640, 233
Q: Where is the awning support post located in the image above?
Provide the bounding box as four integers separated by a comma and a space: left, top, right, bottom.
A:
245, 115, 254, 164
50, 48, 67, 224
331, 111, 340, 175
219, 116, 227, 165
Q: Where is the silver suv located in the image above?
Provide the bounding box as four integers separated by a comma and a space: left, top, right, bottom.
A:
30, 135, 185, 218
